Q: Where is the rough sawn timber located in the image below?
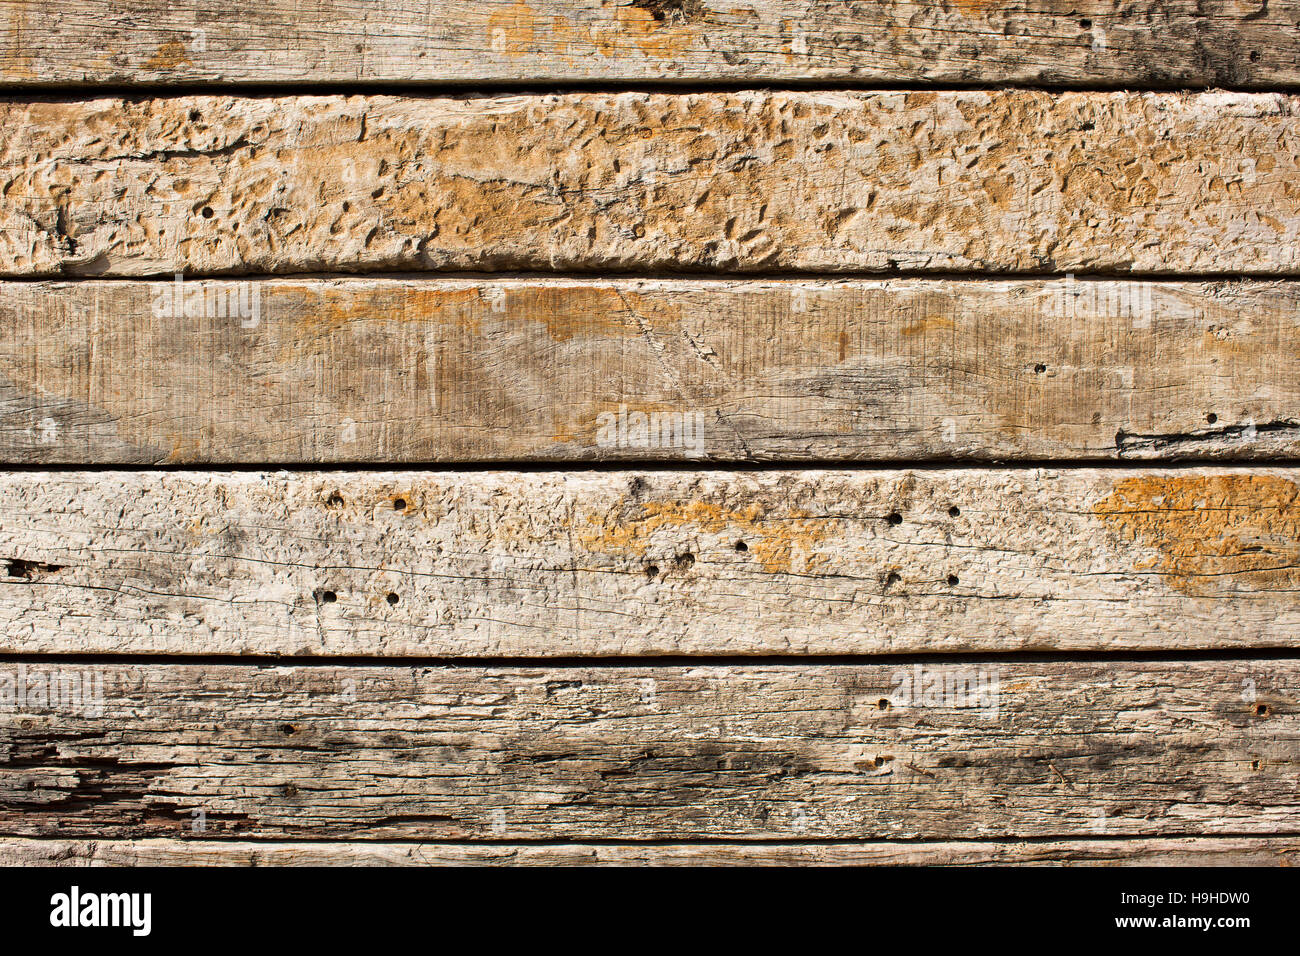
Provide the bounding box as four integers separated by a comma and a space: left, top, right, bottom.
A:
3, 1, 1298, 89
4, 277, 1300, 464
5, 468, 1300, 656
4, 91, 1300, 277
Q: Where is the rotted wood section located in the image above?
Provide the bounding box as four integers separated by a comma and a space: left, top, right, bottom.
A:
3, 278, 1300, 464
0, 661, 1293, 840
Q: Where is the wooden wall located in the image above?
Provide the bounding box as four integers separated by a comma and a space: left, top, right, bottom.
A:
1, 0, 1298, 865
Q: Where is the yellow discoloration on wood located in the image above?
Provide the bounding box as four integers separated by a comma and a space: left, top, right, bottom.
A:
1096, 475, 1300, 596
581, 499, 835, 573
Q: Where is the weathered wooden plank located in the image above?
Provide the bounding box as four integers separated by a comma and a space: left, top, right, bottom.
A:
4, 278, 1300, 465
5, 468, 1300, 656
0, 661, 1293, 839
4, 91, 1298, 278
4, 1, 1299, 88
3, 837, 1297, 866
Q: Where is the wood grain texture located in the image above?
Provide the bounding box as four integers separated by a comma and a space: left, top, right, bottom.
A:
0, 661, 1293, 839
5, 91, 1299, 278
3, 1, 1298, 88
5, 468, 1300, 657
4, 837, 1297, 867
4, 278, 1300, 465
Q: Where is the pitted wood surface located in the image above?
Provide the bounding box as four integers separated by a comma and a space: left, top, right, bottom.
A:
0, 660, 1292, 839
3, 1, 1298, 88
4, 469, 1300, 657
4, 91, 1299, 278
4, 837, 1297, 867
4, 278, 1300, 464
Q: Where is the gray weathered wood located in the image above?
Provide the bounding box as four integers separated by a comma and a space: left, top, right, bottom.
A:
3, 1, 1298, 88
3, 837, 1296, 866
0, 661, 1293, 839
5, 468, 1300, 656
4, 91, 1298, 278
4, 278, 1300, 464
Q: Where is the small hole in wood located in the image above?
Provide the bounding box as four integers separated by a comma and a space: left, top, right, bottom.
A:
201, 206, 214, 219
887, 512, 903, 525
1079, 18, 1092, 28
1256, 703, 1271, 717
326, 493, 344, 507
734, 540, 748, 552
877, 698, 890, 710
947, 574, 960, 586
316, 589, 337, 604
645, 564, 659, 580
674, 553, 695, 571
386, 592, 399, 605
1251, 759, 1261, 770
393, 498, 407, 511
885, 571, 901, 587
1206, 413, 1218, 425
280, 723, 295, 735
1034, 363, 1047, 374
1250, 50, 1261, 61
948, 506, 960, 517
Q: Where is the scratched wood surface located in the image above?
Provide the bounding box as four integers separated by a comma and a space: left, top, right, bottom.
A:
4, 3, 1299, 867
5, 91, 1300, 278
3, 278, 1300, 464
3, 838, 1297, 867
4, 468, 1300, 657
3, 1, 1298, 88
0, 661, 1292, 839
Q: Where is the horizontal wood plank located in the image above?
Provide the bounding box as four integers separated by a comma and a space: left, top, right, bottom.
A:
5, 468, 1300, 656
4, 1, 1298, 88
4, 91, 1298, 278
3, 837, 1296, 866
0, 661, 1293, 839
4, 278, 1300, 464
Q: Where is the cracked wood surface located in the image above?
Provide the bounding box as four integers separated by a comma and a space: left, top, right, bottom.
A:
4, 278, 1300, 464
3, 837, 1298, 866
0, 660, 1292, 839
3, 1, 1298, 88
5, 468, 1300, 657
5, 91, 1300, 278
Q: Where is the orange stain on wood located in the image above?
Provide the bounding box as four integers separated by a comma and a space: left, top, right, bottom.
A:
581, 499, 835, 573
145, 40, 193, 71
1094, 474, 1300, 596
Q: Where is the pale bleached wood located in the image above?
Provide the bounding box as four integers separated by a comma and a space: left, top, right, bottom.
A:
4, 278, 1300, 464
0, 661, 1293, 839
3, 837, 1296, 867
3, 1, 1298, 88
4, 91, 1298, 278
5, 468, 1300, 656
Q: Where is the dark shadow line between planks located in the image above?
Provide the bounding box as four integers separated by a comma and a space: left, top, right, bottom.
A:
2, 649, 1299, 668
8, 457, 1300, 472
2, 78, 1299, 101
9, 267, 1300, 283
2, 832, 1295, 847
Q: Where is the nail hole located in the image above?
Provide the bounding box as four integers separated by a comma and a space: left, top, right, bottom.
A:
189, 109, 202, 122
674, 553, 695, 571
734, 540, 748, 552
885, 571, 901, 586
1256, 703, 1270, 717
315, 589, 337, 604
645, 564, 659, 580
886, 512, 902, 525
386, 592, 399, 606
342, 201, 351, 212
1079, 18, 1092, 28
393, 498, 407, 511
1250, 50, 1260, 61
1034, 363, 1047, 374
201, 206, 214, 219
326, 493, 344, 507
874, 756, 887, 767
1206, 413, 1218, 425
1251, 759, 1261, 770
948, 506, 960, 517
877, 698, 890, 710
280, 723, 296, 735
947, 574, 960, 586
